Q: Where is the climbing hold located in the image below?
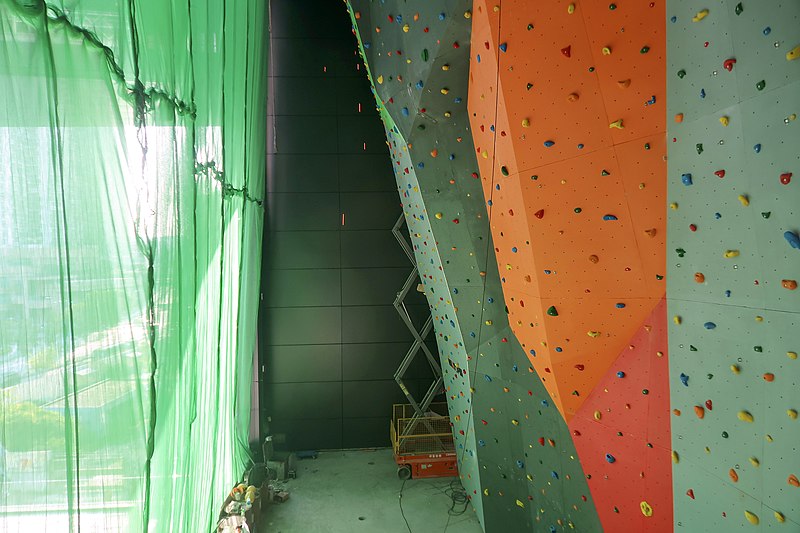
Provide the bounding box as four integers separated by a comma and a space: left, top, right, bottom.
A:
609, 119, 624, 129
543, 140, 555, 147
735, 2, 743, 15
754, 143, 762, 153
534, 209, 545, 219
784, 231, 800, 249
674, 315, 682, 325
705, 399, 713, 411
501, 166, 509, 176
640, 46, 650, 54
672, 450, 679, 464
681, 173, 693, 185
589, 255, 599, 263
787, 45, 800, 61
677, 69, 686, 79
789, 352, 798, 360
737, 410, 754, 423
692, 9, 709, 21
704, 322, 716, 329
731, 364, 741, 374
723, 58, 737, 71
738, 194, 749, 206
567, 93, 580, 102
719, 116, 729, 126
568, 3, 576, 14
603, 215, 618, 221
782, 279, 798, 290
715, 170, 726, 178
775, 511, 786, 523
587, 331, 601, 338
675, 113, 684, 123
616, 371, 625, 378
787, 409, 798, 419
617, 79, 631, 89
686, 489, 695, 499
780, 172, 792, 184
521, 118, 530, 128
561, 46, 572, 58
499, 43, 507, 52
749, 457, 760, 467
594, 411, 602, 421
763, 373, 775, 382
694, 406, 705, 419
640, 501, 653, 517
680, 373, 690, 386
789, 474, 800, 487
546, 306, 558, 317
724, 250, 739, 258
729, 469, 738, 482
602, 46, 612, 56
745, 511, 759, 525
694, 272, 705, 283
605, 454, 616, 463
435, 212, 443, 219
756, 80, 766, 91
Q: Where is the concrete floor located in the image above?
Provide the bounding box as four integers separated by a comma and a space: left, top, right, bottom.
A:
263, 449, 484, 533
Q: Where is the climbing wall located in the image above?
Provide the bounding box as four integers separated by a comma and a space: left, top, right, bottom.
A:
467, 0, 673, 530
665, 1, 800, 529
346, 1, 603, 531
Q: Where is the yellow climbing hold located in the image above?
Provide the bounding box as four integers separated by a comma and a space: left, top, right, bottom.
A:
673, 315, 682, 325
720, 116, 730, 126
484, 488, 490, 496
594, 410, 602, 421
377, 75, 384, 84
788, 409, 798, 420
670, 202, 678, 210
568, 3, 575, 14
440, 88, 450, 95
481, 150, 489, 159
485, 320, 493, 326
402, 23, 410, 33
766, 434, 774, 442
749, 457, 760, 467
441, 64, 450, 71
522, 118, 531, 128
516, 499, 525, 508
587, 331, 601, 338
775, 511, 786, 523
755, 315, 763, 322
692, 9, 709, 22
672, 450, 680, 464
788, 351, 798, 360
434, 212, 443, 219
738, 410, 754, 423
464, 10, 472, 18
738, 194, 750, 206
731, 364, 741, 374
787, 45, 800, 60
724, 250, 740, 258
511, 419, 519, 426
744, 510, 759, 525
640, 501, 653, 517
609, 119, 624, 129
602, 46, 612, 56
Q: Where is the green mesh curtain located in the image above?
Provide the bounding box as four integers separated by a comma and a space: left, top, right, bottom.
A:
0, 0, 266, 530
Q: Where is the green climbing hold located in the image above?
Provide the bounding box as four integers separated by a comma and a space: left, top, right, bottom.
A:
677, 69, 686, 78
640, 46, 650, 54
546, 306, 559, 316
676, 248, 686, 257
601, 169, 610, 176
756, 80, 766, 91
588, 66, 595, 72
735, 2, 743, 15
574, 207, 582, 213
696, 143, 703, 154
609, 3, 617, 10
527, 23, 534, 30
754, 346, 763, 352
761, 212, 771, 219
501, 166, 509, 176
531, 175, 539, 180
644, 143, 651, 150
527, 83, 533, 90
422, 49, 429, 61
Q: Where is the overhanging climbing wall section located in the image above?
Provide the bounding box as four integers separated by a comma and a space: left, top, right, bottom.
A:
666, 1, 800, 529
347, 2, 603, 531
468, 1, 672, 530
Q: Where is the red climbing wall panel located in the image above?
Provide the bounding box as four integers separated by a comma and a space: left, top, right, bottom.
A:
570, 298, 673, 531
468, 0, 667, 420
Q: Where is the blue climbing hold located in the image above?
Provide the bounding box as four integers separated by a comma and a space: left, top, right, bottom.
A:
784, 231, 800, 250
555, 347, 563, 352
401, 107, 410, 116
763, 27, 771, 35
603, 214, 619, 221
415, 80, 424, 89
541, 399, 549, 407
512, 247, 518, 253
478, 439, 485, 446
754, 143, 762, 153
704, 322, 716, 329
499, 43, 508, 52
484, 375, 492, 382
449, 154, 455, 160
615, 303, 626, 308
551, 471, 559, 479
487, 297, 494, 303
454, 97, 462, 104
516, 460, 524, 468
530, 349, 536, 356
700, 88, 706, 99
453, 288, 459, 294
577, 143, 584, 149
670, 15, 677, 22
544, 140, 555, 147
438, 12, 446, 20
714, 212, 721, 219
725, 290, 731, 297
512, 364, 518, 372
681, 173, 693, 185
616, 371, 625, 378
680, 373, 689, 386
477, 54, 481, 63
544, 269, 552, 274
605, 454, 616, 463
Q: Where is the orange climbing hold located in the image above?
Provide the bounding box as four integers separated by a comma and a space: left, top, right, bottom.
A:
729, 469, 738, 483
694, 405, 705, 419
789, 474, 800, 487
781, 279, 798, 290
694, 272, 705, 283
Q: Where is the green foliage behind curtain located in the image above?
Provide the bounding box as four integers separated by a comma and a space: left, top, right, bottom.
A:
0, 0, 267, 530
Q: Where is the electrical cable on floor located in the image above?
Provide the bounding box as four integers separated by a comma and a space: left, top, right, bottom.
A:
399, 478, 412, 533
442, 479, 469, 532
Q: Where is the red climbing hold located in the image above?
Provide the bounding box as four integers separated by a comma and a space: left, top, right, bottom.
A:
780, 172, 792, 185
714, 169, 725, 178
561, 45, 571, 58
534, 209, 545, 219
689, 224, 697, 232
575, 364, 585, 371
705, 399, 713, 410
538, 437, 546, 446
723, 58, 737, 71
686, 489, 695, 499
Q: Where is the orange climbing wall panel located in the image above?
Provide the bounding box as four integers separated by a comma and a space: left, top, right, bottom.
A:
570, 298, 673, 531
468, 0, 667, 421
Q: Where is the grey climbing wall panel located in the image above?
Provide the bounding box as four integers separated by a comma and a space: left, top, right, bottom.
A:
666, 0, 800, 529
347, 2, 603, 531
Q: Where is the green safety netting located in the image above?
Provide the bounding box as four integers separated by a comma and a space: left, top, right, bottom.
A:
0, 0, 267, 530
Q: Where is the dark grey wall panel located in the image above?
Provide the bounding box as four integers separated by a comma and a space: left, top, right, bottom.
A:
268, 155, 339, 193
269, 231, 340, 269
340, 192, 399, 231
268, 192, 340, 231
265, 344, 342, 383
264, 307, 342, 346
338, 154, 396, 192
260, 0, 437, 451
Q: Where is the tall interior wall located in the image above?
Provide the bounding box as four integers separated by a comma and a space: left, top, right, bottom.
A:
665, 1, 800, 529
260, 0, 436, 451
